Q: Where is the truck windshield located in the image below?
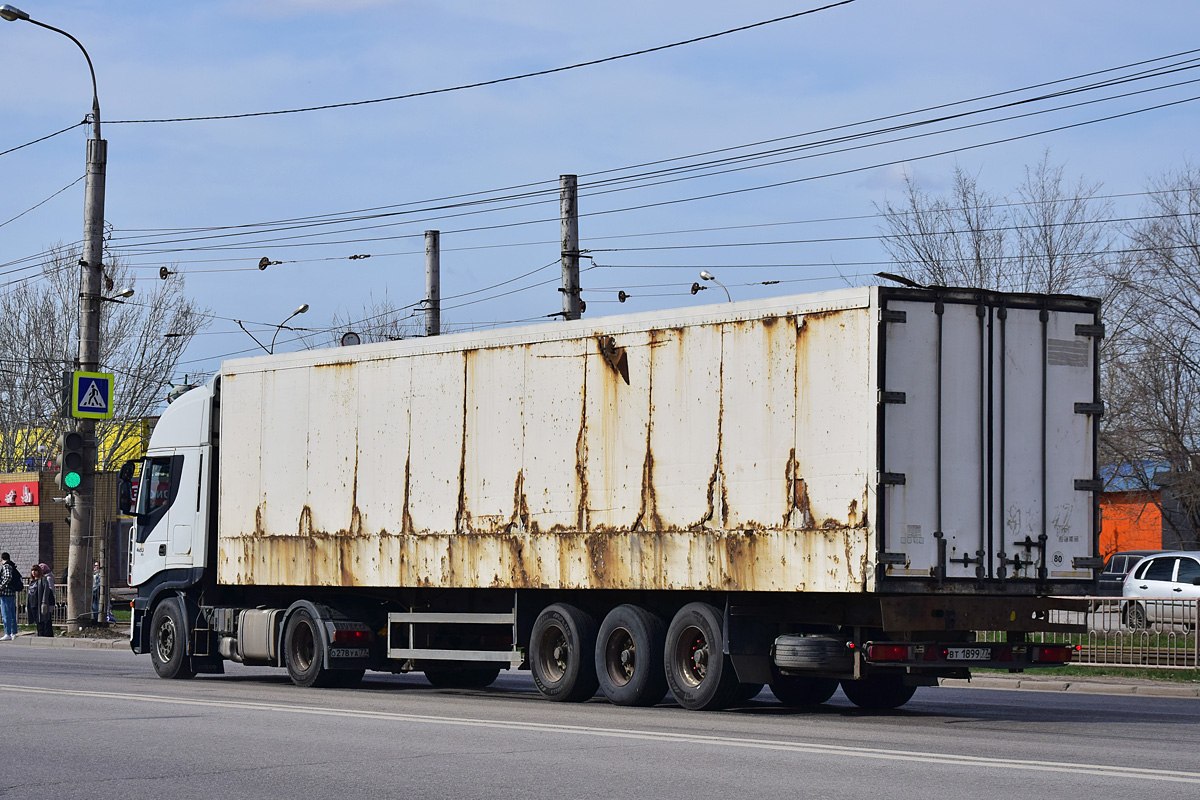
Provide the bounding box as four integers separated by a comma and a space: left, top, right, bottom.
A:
134, 455, 183, 543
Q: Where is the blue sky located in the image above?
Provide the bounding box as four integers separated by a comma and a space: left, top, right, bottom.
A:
2, 1, 1197, 382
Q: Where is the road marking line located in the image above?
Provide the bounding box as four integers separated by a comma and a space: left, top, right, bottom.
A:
3, 683, 1198, 784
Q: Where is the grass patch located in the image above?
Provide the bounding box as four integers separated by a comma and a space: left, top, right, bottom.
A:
977, 666, 1200, 683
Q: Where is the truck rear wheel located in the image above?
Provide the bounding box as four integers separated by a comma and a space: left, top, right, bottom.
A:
285, 609, 334, 688
150, 598, 196, 680
664, 602, 738, 711
840, 675, 916, 710
424, 665, 502, 689
770, 674, 838, 707
530, 603, 598, 702
595, 604, 669, 707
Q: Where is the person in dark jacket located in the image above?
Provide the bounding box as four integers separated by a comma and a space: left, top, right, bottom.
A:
26, 565, 54, 637
0, 552, 18, 640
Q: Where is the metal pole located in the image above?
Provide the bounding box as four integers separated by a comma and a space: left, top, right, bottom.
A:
559, 174, 581, 320
425, 230, 440, 337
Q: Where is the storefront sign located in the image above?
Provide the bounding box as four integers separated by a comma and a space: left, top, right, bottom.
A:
0, 481, 39, 507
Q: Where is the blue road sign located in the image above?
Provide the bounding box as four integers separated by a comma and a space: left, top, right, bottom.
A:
72, 371, 115, 420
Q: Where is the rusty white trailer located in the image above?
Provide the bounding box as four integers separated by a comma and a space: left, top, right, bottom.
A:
126, 286, 1101, 710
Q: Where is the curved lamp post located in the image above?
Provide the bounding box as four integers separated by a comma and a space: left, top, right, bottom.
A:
3, 4, 108, 632
236, 304, 311, 355
699, 270, 732, 302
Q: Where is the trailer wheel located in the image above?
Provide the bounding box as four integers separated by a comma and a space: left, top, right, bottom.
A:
840, 675, 916, 710
595, 604, 669, 707
149, 598, 195, 680
769, 674, 838, 707
664, 602, 738, 711
731, 683, 764, 704
530, 603, 598, 702
285, 610, 334, 688
424, 665, 501, 689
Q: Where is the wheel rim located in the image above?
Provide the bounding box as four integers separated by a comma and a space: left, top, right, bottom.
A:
604, 626, 637, 687
674, 625, 708, 688
292, 619, 316, 672
537, 623, 569, 683
154, 616, 176, 663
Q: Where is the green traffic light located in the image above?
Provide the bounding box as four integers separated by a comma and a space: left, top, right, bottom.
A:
63, 471, 82, 490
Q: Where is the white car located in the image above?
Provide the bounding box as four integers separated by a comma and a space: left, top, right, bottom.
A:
1121, 551, 1200, 629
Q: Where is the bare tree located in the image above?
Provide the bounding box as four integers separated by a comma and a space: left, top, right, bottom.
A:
875, 152, 1113, 294
0, 245, 208, 472
1107, 165, 1200, 544
323, 290, 421, 346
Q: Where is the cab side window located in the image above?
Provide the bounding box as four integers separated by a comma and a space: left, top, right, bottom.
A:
135, 455, 184, 543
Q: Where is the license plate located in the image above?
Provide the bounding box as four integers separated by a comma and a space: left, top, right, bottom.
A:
946, 647, 990, 661
330, 648, 369, 659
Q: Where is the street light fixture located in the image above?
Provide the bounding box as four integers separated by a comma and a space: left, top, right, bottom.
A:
3, 3, 108, 632
235, 303, 311, 355
699, 270, 732, 302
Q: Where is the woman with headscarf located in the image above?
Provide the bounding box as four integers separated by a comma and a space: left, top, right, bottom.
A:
26, 565, 54, 637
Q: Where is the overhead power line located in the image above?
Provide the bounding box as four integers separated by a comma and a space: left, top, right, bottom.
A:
108, 1, 859, 125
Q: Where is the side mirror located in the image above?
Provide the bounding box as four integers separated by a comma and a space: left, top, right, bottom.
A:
117, 460, 136, 515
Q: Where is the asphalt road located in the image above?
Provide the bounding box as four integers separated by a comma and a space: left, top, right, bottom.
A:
2, 645, 1199, 800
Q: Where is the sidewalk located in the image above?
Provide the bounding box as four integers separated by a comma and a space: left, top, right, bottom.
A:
3, 631, 130, 650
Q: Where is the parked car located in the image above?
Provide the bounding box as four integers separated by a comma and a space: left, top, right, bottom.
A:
1121, 551, 1200, 629
1098, 550, 1164, 596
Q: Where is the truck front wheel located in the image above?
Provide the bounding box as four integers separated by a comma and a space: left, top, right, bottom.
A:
530, 603, 598, 702
285, 610, 334, 688
150, 598, 196, 680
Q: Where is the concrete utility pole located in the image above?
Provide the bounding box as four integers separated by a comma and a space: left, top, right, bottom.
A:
425, 230, 440, 337
560, 174, 581, 321
2, 5, 107, 630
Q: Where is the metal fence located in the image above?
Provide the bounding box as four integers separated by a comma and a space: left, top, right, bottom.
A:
15, 592, 75, 625
980, 597, 1200, 669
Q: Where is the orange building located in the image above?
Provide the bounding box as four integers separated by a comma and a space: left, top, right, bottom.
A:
1099, 490, 1162, 560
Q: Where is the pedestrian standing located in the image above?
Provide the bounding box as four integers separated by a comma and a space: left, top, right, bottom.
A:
0, 552, 20, 641
26, 565, 54, 638
92, 560, 101, 622
39, 563, 54, 594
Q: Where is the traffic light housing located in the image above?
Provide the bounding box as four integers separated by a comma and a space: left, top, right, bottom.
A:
56, 430, 86, 492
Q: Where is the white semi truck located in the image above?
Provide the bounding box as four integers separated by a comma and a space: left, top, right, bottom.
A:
123, 286, 1102, 710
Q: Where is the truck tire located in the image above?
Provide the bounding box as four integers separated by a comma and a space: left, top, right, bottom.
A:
530, 603, 599, 702
424, 665, 502, 689
770, 674, 838, 707
664, 602, 738, 711
595, 604, 669, 707
285, 609, 335, 688
731, 683, 764, 703
840, 675, 916, 710
149, 598, 196, 680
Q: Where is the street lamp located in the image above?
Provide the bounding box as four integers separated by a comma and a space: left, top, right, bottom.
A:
699, 270, 732, 302
235, 303, 311, 355
3, 4, 108, 632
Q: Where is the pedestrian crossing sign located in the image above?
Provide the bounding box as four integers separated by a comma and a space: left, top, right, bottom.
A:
72, 371, 115, 419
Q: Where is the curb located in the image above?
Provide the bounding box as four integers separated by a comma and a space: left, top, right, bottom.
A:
3, 633, 129, 650
941, 676, 1200, 698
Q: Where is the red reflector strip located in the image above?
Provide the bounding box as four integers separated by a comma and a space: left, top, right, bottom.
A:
867, 644, 910, 661
1032, 645, 1072, 664
333, 629, 370, 645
